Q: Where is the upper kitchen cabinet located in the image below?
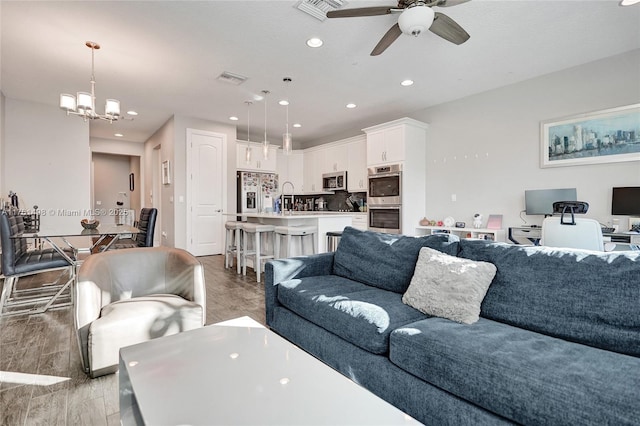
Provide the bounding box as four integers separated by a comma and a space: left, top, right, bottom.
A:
276, 150, 304, 193
363, 118, 429, 167
321, 144, 348, 174
236, 141, 278, 172
347, 136, 367, 192
303, 149, 323, 193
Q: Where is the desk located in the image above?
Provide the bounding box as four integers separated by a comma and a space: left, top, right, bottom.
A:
508, 226, 640, 249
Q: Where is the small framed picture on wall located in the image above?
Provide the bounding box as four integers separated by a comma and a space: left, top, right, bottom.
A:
162, 160, 171, 185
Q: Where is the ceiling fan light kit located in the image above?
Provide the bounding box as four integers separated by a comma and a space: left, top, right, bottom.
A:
60, 41, 129, 123
398, 5, 435, 36
326, 0, 470, 56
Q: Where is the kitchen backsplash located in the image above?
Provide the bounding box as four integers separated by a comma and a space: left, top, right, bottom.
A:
290, 191, 367, 212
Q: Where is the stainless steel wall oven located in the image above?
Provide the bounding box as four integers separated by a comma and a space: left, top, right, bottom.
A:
368, 164, 402, 234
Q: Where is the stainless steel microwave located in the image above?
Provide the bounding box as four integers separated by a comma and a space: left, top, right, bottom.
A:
322, 171, 347, 191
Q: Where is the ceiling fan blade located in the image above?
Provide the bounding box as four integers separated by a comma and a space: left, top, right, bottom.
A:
327, 7, 394, 18
436, 0, 472, 7
429, 12, 470, 45
371, 23, 402, 56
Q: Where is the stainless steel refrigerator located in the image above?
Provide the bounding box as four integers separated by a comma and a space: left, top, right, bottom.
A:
237, 171, 279, 213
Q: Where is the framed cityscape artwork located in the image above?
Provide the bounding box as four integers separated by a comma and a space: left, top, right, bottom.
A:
540, 103, 640, 168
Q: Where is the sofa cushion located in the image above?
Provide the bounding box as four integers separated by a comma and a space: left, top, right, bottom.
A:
458, 240, 640, 357
403, 247, 496, 324
390, 317, 640, 425
277, 274, 427, 354
333, 227, 460, 294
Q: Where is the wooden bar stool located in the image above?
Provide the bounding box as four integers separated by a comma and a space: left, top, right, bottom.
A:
241, 223, 275, 283
224, 221, 244, 273
274, 225, 318, 259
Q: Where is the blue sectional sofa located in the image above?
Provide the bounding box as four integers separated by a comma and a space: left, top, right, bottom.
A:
264, 226, 640, 425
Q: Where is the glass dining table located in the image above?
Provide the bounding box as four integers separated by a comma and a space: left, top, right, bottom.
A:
7, 224, 140, 315
30, 223, 140, 264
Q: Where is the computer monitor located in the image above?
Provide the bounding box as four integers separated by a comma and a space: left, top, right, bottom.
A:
612, 187, 640, 216
525, 188, 577, 216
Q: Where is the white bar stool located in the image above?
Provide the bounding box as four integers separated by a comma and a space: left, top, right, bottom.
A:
274, 225, 318, 259
241, 223, 275, 283
224, 221, 244, 273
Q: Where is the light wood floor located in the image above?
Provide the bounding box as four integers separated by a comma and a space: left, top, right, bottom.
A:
0, 255, 266, 426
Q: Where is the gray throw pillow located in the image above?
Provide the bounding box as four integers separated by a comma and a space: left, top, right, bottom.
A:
402, 247, 497, 324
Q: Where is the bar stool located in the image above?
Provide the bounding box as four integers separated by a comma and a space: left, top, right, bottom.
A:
224, 221, 244, 273
274, 225, 318, 259
241, 223, 275, 283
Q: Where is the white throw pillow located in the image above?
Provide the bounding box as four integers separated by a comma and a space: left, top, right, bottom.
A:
402, 247, 497, 324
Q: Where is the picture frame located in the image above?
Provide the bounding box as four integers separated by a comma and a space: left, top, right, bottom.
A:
540, 103, 640, 168
162, 160, 171, 185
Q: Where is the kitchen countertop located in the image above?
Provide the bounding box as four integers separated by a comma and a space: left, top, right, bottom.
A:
224, 212, 359, 219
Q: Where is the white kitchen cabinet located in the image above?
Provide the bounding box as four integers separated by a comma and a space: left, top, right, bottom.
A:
365, 125, 406, 166
322, 144, 348, 174
236, 141, 277, 172
277, 150, 304, 192
351, 213, 368, 231
347, 138, 367, 192
303, 149, 323, 193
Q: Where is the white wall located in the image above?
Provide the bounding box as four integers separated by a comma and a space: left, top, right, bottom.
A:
4, 98, 90, 229
0, 92, 5, 200
412, 49, 640, 231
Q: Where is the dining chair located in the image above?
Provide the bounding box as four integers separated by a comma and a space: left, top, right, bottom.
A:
110, 207, 157, 249
0, 210, 74, 316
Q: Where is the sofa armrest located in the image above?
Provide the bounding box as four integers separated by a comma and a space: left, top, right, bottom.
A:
264, 252, 335, 326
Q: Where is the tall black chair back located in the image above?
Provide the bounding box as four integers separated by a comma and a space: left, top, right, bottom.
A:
134, 208, 157, 247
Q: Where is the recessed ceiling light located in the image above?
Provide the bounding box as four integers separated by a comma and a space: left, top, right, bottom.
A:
400, 79, 414, 86
114, 133, 124, 137
127, 110, 138, 116
293, 123, 302, 128
279, 100, 289, 106
620, 0, 640, 5
306, 37, 323, 48
346, 103, 357, 109
229, 116, 239, 121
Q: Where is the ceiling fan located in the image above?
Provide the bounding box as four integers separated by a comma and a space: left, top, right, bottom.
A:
326, 0, 471, 56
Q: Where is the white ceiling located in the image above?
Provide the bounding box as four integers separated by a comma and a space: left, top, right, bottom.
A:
2, 1, 639, 149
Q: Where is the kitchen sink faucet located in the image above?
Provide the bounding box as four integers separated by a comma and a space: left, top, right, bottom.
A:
281, 181, 295, 214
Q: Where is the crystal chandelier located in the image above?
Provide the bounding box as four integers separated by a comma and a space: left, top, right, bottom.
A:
59, 41, 129, 123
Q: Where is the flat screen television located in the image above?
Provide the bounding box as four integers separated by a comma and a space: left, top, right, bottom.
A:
612, 186, 640, 216
525, 188, 577, 216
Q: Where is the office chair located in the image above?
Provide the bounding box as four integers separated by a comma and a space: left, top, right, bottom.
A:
110, 207, 157, 249
541, 201, 605, 251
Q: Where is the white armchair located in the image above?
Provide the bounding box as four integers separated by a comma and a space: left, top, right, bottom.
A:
75, 246, 206, 378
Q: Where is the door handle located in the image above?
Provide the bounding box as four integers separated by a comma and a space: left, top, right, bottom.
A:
215, 209, 223, 212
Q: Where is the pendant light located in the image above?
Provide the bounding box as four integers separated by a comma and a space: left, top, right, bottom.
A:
245, 101, 253, 164
282, 77, 293, 155
262, 90, 270, 159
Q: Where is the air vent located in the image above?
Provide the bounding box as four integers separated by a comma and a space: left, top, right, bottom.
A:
216, 71, 248, 86
296, 0, 345, 21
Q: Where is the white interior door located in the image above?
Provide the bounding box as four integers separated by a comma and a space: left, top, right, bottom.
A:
188, 129, 225, 256
152, 146, 162, 247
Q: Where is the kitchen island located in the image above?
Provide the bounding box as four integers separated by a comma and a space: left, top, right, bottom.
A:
225, 212, 354, 253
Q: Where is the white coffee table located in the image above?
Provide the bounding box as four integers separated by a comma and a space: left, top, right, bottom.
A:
119, 316, 420, 425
